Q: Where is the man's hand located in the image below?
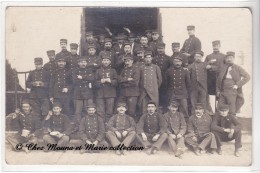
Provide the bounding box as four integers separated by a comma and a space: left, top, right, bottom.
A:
77, 75, 83, 79
224, 128, 231, 133
152, 134, 160, 142
101, 79, 105, 83
115, 131, 122, 139
206, 65, 212, 69
183, 53, 191, 57
62, 88, 68, 93
86, 140, 92, 145
106, 78, 111, 83
192, 136, 198, 142
122, 130, 128, 137
232, 85, 238, 89
169, 134, 176, 139
93, 140, 98, 146
45, 111, 53, 120
176, 134, 183, 139
50, 97, 54, 104
93, 63, 98, 66
228, 129, 235, 138
141, 133, 147, 141
127, 78, 133, 81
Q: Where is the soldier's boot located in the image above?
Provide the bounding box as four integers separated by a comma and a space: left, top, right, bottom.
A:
234, 149, 240, 157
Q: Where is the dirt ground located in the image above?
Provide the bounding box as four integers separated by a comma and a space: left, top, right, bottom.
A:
4, 132, 251, 166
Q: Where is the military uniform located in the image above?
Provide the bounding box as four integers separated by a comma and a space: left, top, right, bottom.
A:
188, 52, 208, 114
86, 55, 102, 73
185, 110, 217, 152
217, 52, 250, 115
73, 58, 95, 123
163, 109, 187, 154
26, 58, 50, 117
139, 51, 162, 113
67, 53, 80, 72
43, 50, 57, 78
115, 52, 131, 75
211, 108, 242, 151
56, 39, 71, 60
180, 26, 201, 64
95, 59, 118, 121
113, 34, 127, 57
99, 49, 116, 68
136, 112, 167, 150
106, 111, 136, 147
170, 51, 189, 68
6, 103, 41, 151
165, 65, 191, 118
49, 57, 73, 116
118, 56, 140, 117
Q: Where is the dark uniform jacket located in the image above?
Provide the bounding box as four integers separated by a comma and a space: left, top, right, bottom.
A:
113, 43, 125, 56
43, 61, 57, 78
134, 44, 153, 55
188, 62, 208, 91
79, 114, 105, 142
26, 68, 50, 99
66, 54, 80, 72
186, 113, 212, 138
107, 114, 136, 132
165, 67, 191, 99
56, 49, 71, 59
211, 112, 241, 134
95, 66, 117, 98
152, 53, 171, 80
115, 53, 132, 74
83, 41, 101, 56
149, 39, 161, 54
118, 65, 140, 97
136, 112, 167, 135
180, 35, 201, 64
85, 55, 102, 73
43, 113, 72, 136
163, 111, 187, 135
99, 50, 116, 68
170, 52, 189, 67
49, 68, 72, 99
72, 67, 94, 100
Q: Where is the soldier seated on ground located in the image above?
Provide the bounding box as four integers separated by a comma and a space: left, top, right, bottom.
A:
6, 99, 42, 153
185, 103, 217, 156
42, 102, 72, 152
163, 101, 187, 158
136, 101, 167, 155
106, 102, 136, 155
211, 104, 242, 157
79, 103, 108, 154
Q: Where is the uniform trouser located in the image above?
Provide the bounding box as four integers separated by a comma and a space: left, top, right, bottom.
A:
96, 98, 115, 122
43, 134, 70, 148
190, 84, 207, 114
136, 133, 167, 149
6, 133, 38, 150
118, 96, 138, 117
30, 98, 50, 117
185, 132, 217, 150
106, 130, 136, 147
218, 89, 237, 116
54, 98, 71, 116
159, 86, 168, 112
212, 129, 242, 150
167, 136, 185, 153
74, 99, 93, 123
171, 98, 189, 118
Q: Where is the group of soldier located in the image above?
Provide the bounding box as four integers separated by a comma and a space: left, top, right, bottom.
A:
6, 25, 250, 158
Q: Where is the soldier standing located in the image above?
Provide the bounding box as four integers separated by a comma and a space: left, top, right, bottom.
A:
216, 51, 250, 116
67, 43, 80, 72
133, 48, 145, 69
139, 51, 162, 114
149, 30, 162, 54
180, 25, 201, 64
56, 39, 71, 60
43, 50, 57, 78
134, 36, 153, 55
163, 101, 187, 158
86, 44, 101, 73
113, 34, 127, 57
118, 54, 140, 120
99, 38, 116, 68
185, 103, 217, 155
136, 101, 167, 155
49, 56, 72, 116
95, 55, 117, 123
106, 103, 136, 155
26, 57, 50, 118
73, 57, 95, 124
6, 100, 41, 153
171, 42, 189, 68
165, 56, 191, 119
83, 31, 101, 56
115, 41, 132, 74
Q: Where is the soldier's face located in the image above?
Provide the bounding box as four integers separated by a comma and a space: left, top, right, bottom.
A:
99, 38, 105, 45
195, 108, 204, 118
22, 104, 31, 114
124, 45, 131, 54
125, 59, 133, 67
144, 55, 152, 64
172, 46, 180, 52
146, 32, 152, 39
157, 47, 165, 54
220, 110, 229, 117
53, 106, 62, 115
78, 61, 87, 68
104, 42, 112, 50
225, 56, 234, 65
187, 29, 195, 36
213, 44, 220, 52
60, 43, 67, 50
86, 35, 93, 41
88, 48, 96, 55
194, 54, 203, 62
152, 33, 159, 40
147, 104, 156, 113
57, 61, 66, 68
102, 59, 111, 67
48, 55, 55, 61
117, 106, 127, 114
70, 48, 78, 55
173, 59, 182, 68
168, 105, 178, 113
87, 108, 96, 116
140, 37, 148, 45
137, 53, 144, 60
35, 64, 43, 70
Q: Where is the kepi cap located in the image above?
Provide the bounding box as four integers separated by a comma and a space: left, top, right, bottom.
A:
70, 43, 78, 49
60, 39, 67, 44
187, 25, 195, 30
47, 50, 55, 56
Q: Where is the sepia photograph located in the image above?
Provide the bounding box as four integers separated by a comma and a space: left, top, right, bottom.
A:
3, 5, 254, 168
